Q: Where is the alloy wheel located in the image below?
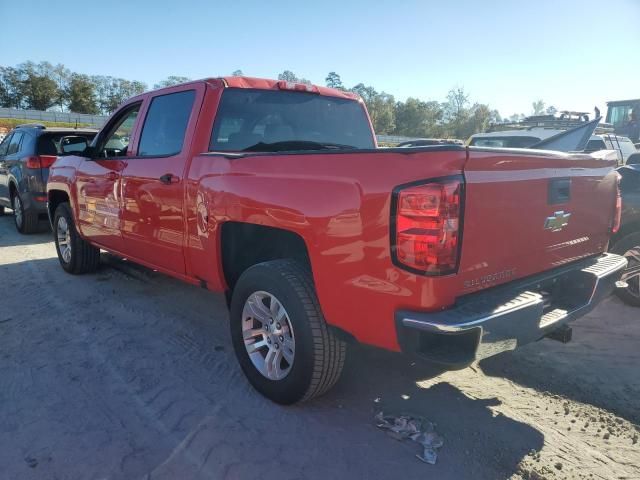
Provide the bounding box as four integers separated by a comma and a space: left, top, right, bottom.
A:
242, 291, 295, 381
13, 195, 22, 228
57, 216, 72, 264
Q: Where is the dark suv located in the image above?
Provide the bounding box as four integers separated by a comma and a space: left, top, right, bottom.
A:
612, 152, 640, 306
0, 124, 97, 233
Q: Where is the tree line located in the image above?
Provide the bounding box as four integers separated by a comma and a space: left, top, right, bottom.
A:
0, 62, 553, 139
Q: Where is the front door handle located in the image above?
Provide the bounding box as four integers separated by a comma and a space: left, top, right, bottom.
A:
159, 173, 179, 185
106, 171, 118, 181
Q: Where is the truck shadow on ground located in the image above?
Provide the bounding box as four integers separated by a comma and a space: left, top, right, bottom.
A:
0, 215, 51, 247
0, 255, 543, 480
478, 298, 640, 426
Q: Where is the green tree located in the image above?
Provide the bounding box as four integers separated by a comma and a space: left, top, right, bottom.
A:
277, 70, 311, 85
369, 92, 396, 134
0, 66, 24, 108
153, 76, 191, 89
532, 99, 546, 116
19, 61, 59, 110
231, 69, 243, 76
394, 98, 443, 137
50, 63, 71, 111
457, 103, 492, 139
66, 74, 99, 114
92, 76, 147, 114
546, 105, 557, 116
325, 71, 344, 90
443, 87, 470, 131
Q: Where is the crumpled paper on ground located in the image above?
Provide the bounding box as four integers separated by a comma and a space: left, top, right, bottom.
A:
375, 412, 444, 464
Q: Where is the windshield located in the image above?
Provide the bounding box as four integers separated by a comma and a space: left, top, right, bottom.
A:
209, 89, 374, 152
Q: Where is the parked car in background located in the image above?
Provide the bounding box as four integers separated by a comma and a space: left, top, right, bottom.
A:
469, 129, 636, 164
611, 152, 640, 306
0, 124, 97, 233
47, 77, 626, 404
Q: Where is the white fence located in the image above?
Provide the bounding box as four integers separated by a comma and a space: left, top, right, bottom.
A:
0, 108, 108, 127
1, 109, 420, 144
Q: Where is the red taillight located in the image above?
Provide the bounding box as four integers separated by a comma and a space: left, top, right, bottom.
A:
25, 155, 57, 169
39, 155, 57, 168
392, 177, 464, 275
612, 173, 622, 234
25, 156, 41, 169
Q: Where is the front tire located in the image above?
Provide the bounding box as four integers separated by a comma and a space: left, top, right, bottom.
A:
12, 191, 38, 234
53, 202, 100, 274
230, 260, 346, 404
611, 233, 640, 307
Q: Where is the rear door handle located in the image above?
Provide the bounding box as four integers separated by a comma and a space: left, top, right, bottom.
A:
159, 173, 179, 185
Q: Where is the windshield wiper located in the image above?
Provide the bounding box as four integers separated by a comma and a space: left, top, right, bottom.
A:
242, 141, 356, 152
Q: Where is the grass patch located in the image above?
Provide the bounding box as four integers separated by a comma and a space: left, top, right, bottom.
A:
0, 118, 93, 130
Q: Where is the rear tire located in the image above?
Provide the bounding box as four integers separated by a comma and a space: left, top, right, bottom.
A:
53, 202, 100, 274
611, 233, 640, 307
12, 191, 39, 234
230, 259, 346, 404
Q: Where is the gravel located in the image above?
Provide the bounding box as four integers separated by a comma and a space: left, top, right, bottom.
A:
1, 214, 638, 479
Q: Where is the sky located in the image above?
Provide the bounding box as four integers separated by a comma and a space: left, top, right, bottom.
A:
1, 0, 639, 118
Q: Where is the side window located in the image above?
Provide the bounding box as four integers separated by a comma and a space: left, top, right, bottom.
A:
97, 104, 141, 158
138, 90, 195, 157
7, 132, 24, 155
0, 134, 12, 156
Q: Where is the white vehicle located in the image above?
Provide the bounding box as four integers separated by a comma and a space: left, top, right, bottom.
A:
469, 128, 636, 165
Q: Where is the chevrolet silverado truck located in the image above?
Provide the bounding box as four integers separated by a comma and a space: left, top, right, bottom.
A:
47, 77, 627, 404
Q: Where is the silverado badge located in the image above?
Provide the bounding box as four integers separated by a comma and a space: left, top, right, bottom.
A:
544, 211, 571, 232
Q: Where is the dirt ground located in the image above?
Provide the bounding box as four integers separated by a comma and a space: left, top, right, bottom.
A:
0, 214, 638, 480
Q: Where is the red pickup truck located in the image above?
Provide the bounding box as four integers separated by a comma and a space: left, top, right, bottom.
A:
47, 77, 627, 404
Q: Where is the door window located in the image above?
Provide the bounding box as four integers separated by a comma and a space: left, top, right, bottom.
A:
97, 104, 141, 158
7, 132, 24, 155
138, 90, 195, 156
0, 134, 12, 157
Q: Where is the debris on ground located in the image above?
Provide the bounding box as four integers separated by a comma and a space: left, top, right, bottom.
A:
375, 412, 444, 464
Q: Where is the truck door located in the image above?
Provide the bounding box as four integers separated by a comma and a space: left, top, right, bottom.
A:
119, 86, 201, 275
75, 103, 142, 252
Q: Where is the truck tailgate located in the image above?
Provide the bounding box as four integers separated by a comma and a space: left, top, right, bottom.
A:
459, 148, 619, 292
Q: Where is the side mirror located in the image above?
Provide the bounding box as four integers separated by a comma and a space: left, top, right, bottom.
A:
60, 136, 89, 155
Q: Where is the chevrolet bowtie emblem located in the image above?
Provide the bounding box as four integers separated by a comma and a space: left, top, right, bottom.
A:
544, 211, 571, 232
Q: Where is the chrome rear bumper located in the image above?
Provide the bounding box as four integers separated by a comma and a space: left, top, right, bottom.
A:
395, 253, 627, 367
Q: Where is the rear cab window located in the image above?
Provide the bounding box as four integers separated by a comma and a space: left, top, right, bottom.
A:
469, 136, 541, 148
37, 132, 96, 156
209, 89, 375, 152
138, 90, 196, 156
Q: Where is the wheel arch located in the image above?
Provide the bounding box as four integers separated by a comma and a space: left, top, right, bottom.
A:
612, 221, 640, 248
220, 221, 312, 292
47, 189, 71, 224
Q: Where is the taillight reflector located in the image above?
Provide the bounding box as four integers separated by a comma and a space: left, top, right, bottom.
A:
392, 176, 464, 275
277, 80, 319, 93
25, 155, 57, 169
612, 173, 622, 234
